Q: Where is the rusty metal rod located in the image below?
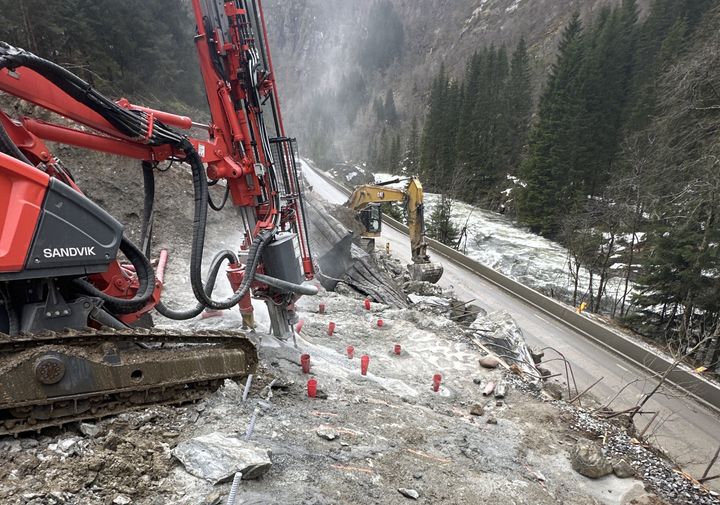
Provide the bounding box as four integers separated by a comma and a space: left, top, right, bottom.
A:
569, 377, 604, 404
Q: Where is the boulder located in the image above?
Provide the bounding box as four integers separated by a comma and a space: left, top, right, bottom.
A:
478, 355, 500, 369
173, 432, 272, 484
570, 441, 613, 479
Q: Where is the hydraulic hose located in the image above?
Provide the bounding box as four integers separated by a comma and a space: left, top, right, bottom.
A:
72, 236, 155, 314
0, 119, 32, 165
181, 140, 275, 310
207, 182, 230, 211
140, 161, 155, 257
254, 273, 318, 296
155, 249, 237, 320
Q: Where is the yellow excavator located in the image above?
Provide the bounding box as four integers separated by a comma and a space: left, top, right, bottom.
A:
346, 177, 444, 284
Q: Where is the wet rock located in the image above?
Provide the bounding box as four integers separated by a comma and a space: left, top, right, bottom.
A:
316, 428, 338, 441
478, 355, 499, 369
398, 488, 420, 500
612, 458, 635, 478
403, 280, 443, 297
570, 441, 613, 479
470, 404, 484, 416
537, 366, 553, 378
79, 422, 101, 438
543, 382, 564, 400
472, 377, 483, 385
315, 389, 329, 400
173, 432, 272, 483
530, 348, 545, 364
20, 438, 39, 449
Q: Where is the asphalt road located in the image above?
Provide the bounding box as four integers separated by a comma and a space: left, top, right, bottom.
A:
302, 163, 720, 484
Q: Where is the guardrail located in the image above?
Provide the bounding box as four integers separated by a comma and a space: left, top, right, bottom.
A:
310, 166, 720, 414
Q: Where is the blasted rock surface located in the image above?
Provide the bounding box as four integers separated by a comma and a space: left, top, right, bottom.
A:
173, 432, 272, 484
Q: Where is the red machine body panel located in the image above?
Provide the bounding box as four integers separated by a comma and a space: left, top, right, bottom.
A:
0, 152, 49, 272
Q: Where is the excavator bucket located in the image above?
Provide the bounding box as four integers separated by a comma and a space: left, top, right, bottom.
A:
316, 233, 355, 290
408, 262, 444, 284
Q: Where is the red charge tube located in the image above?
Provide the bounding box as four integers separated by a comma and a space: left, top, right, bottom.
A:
319, 302, 326, 314
394, 344, 402, 355
300, 353, 311, 374
328, 321, 336, 336
295, 319, 304, 333
377, 319, 384, 328
432, 373, 442, 392
347, 345, 355, 359
307, 379, 317, 398
364, 298, 371, 310
360, 355, 370, 376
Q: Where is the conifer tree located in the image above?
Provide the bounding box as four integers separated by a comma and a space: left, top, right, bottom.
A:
427, 195, 459, 246
504, 37, 533, 172
518, 13, 586, 236
405, 117, 420, 175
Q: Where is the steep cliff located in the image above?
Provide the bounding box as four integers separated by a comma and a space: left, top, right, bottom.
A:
263, 0, 650, 165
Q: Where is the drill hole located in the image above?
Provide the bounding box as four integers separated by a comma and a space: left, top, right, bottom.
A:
130, 369, 143, 382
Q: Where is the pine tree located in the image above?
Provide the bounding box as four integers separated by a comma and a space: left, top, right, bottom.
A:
405, 117, 420, 174
389, 134, 402, 173
419, 65, 448, 183
517, 13, 586, 236
427, 195, 459, 246
504, 37, 533, 173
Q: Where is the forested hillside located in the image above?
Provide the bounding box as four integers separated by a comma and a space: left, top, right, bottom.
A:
418, 0, 720, 366
0, 0, 204, 109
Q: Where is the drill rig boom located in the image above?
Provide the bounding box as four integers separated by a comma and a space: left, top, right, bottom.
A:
0, 0, 313, 434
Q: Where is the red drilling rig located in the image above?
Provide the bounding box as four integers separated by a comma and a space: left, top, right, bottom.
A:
0, 0, 314, 434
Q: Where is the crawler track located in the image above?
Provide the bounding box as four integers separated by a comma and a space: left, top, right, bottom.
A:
0, 328, 258, 435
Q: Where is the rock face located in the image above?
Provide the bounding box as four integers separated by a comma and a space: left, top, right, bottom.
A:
570, 441, 613, 479
173, 432, 272, 484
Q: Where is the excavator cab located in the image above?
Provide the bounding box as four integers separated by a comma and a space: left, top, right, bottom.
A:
359, 203, 383, 236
